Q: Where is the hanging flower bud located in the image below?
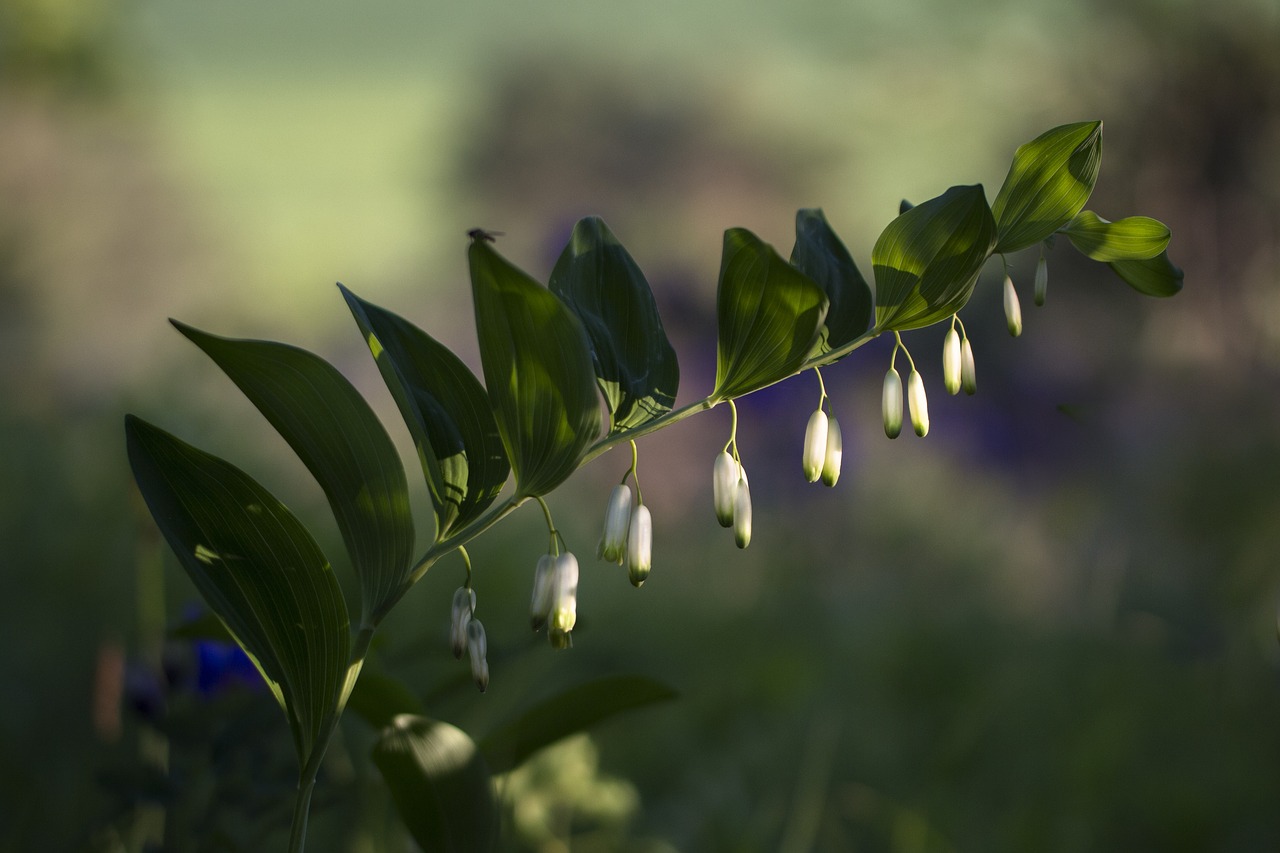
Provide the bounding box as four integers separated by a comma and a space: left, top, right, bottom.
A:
802, 409, 828, 483
733, 474, 752, 549
549, 552, 579, 634
908, 369, 929, 437
1033, 255, 1048, 307
449, 586, 475, 659
942, 327, 962, 395
960, 337, 977, 395
529, 554, 555, 631
466, 618, 489, 692
713, 451, 738, 527
882, 367, 903, 439
596, 484, 632, 564
821, 416, 842, 487
626, 503, 652, 587
1003, 274, 1022, 337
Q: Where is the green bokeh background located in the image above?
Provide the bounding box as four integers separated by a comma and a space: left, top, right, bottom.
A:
4, 0, 1280, 849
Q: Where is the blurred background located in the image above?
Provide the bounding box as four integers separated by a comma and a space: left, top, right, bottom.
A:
4, 0, 1280, 849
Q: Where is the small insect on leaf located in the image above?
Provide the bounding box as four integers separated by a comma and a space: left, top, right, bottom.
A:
468, 228, 503, 242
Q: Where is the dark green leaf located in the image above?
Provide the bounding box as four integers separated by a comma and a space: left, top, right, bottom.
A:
373, 715, 498, 853
340, 285, 508, 540
346, 668, 425, 730
469, 238, 602, 499
1063, 210, 1171, 261
790, 209, 872, 357
899, 199, 914, 214
873, 185, 997, 332
1109, 250, 1184, 297
480, 675, 677, 774
711, 228, 829, 401
992, 121, 1102, 253
172, 322, 415, 627
125, 415, 351, 766
549, 217, 680, 433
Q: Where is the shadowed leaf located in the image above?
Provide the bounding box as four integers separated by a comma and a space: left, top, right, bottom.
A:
790, 209, 872, 357
1064, 210, 1171, 261
1109, 250, 1184, 297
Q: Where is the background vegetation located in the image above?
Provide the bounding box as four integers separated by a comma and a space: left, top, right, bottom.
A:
3, 0, 1279, 849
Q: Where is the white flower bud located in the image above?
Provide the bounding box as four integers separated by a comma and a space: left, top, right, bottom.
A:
529, 554, 555, 631
942, 327, 962, 395
449, 586, 475, 659
733, 475, 752, 549
908, 369, 929, 437
821, 416, 842, 487
802, 409, 828, 483
626, 503, 652, 587
960, 337, 977, 396
549, 552, 579, 634
882, 367, 903, 439
466, 618, 489, 692
713, 451, 738, 527
1033, 255, 1048, 307
596, 484, 632, 564
1003, 274, 1022, 337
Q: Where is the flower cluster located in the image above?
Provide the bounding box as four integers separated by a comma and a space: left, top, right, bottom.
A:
530, 552, 580, 649
597, 482, 653, 587
713, 450, 752, 549
448, 585, 488, 692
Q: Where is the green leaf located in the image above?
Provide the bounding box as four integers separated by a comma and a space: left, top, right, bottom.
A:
992, 121, 1102, 253
339, 285, 508, 540
373, 715, 498, 853
872, 185, 997, 332
1063, 210, 1171, 261
479, 675, 677, 774
173, 322, 415, 626
549, 217, 680, 433
125, 415, 351, 766
790, 209, 873, 357
469, 237, 602, 499
711, 228, 829, 401
346, 668, 425, 730
1109, 250, 1184, 297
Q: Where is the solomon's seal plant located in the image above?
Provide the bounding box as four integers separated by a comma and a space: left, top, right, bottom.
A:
124, 121, 1180, 850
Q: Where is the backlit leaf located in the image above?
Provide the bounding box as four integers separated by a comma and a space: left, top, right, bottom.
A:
790, 209, 872, 357
125, 415, 351, 766
340, 285, 508, 540
173, 322, 415, 626
712, 228, 829, 401
873, 185, 997, 332
1109, 250, 1184, 297
549, 217, 680, 433
1063, 210, 1171, 261
992, 121, 1102, 253
470, 237, 602, 499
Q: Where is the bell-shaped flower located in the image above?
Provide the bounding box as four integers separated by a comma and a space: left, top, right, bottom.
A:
882, 367, 903, 439
597, 484, 632, 565
1033, 255, 1048, 307
942, 327, 962, 395
713, 451, 738, 527
802, 409, 828, 483
821, 416, 842, 487
449, 586, 475, 659
466, 618, 489, 692
626, 503, 652, 587
733, 474, 752, 549
549, 552, 580, 634
529, 554, 555, 631
1003, 274, 1022, 337
908, 369, 930, 437
960, 337, 977, 396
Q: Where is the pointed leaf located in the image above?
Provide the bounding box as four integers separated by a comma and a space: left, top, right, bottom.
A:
1109, 250, 1184, 297
469, 238, 602, 499
992, 121, 1102, 253
125, 415, 351, 766
373, 715, 498, 853
873, 185, 997, 332
173, 322, 415, 626
711, 228, 829, 401
340, 285, 508, 540
790, 209, 872, 357
1063, 210, 1171, 261
549, 217, 680, 433
480, 675, 677, 774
